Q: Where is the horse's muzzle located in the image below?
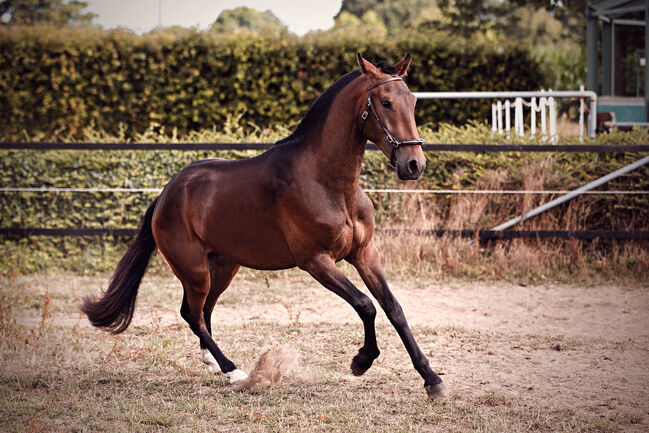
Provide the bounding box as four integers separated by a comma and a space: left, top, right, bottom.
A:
396, 156, 425, 180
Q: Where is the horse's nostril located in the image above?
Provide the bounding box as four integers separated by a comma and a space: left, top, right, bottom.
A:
408, 159, 419, 174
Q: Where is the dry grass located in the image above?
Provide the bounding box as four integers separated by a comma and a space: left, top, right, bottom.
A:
373, 156, 649, 284
1, 272, 647, 432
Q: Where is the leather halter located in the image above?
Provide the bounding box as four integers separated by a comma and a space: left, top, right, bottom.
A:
360, 77, 426, 149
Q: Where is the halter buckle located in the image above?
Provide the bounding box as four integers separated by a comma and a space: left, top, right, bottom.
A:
361, 110, 369, 121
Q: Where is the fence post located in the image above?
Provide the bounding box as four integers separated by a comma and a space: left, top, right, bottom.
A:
579, 85, 585, 142
515, 97, 524, 136
549, 95, 557, 144
497, 100, 503, 133
540, 95, 547, 140
505, 99, 511, 138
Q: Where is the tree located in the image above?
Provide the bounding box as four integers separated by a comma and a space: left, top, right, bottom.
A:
508, 0, 588, 41
210, 6, 287, 35
335, 0, 438, 33
335, 0, 383, 20
0, 0, 96, 26
330, 9, 388, 39
431, 0, 513, 39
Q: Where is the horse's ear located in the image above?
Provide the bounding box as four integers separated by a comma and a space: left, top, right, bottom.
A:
356, 52, 381, 79
394, 53, 411, 77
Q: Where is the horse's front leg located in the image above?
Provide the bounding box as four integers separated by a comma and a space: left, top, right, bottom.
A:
348, 241, 448, 399
299, 254, 381, 375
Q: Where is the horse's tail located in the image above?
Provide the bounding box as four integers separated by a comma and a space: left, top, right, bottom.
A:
81, 197, 159, 334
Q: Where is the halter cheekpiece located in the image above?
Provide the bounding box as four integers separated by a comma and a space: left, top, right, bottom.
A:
360, 77, 425, 149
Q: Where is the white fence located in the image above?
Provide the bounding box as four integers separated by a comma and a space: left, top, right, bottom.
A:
413, 87, 598, 140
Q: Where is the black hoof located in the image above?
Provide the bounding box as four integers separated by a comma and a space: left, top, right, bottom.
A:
425, 382, 448, 399
350, 354, 374, 376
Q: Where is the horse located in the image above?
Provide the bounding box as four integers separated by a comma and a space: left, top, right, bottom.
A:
82, 53, 448, 399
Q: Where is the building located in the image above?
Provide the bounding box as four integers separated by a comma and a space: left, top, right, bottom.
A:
586, 0, 648, 125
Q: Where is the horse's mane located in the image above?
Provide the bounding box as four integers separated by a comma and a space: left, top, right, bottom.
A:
275, 61, 397, 146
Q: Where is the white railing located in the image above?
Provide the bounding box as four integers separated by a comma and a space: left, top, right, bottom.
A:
414, 87, 598, 140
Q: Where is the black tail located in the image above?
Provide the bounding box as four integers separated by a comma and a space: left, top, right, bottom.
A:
81, 197, 159, 334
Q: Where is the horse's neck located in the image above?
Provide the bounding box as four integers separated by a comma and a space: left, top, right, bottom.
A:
309, 88, 366, 204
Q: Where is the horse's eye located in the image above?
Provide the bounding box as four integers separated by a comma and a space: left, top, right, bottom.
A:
381, 100, 392, 110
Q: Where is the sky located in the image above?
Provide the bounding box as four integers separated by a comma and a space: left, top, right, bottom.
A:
85, 0, 343, 35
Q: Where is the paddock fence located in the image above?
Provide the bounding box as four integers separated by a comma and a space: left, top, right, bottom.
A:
2, 141, 649, 242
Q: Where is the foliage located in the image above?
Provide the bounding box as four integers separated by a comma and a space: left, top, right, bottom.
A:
0, 24, 546, 139
431, 0, 512, 40
209, 6, 287, 36
509, 0, 588, 43
333, 1, 586, 94
335, 0, 438, 33
0, 0, 95, 26
531, 42, 586, 92
1, 123, 648, 274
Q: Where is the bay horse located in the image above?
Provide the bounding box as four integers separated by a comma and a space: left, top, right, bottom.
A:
82, 53, 447, 398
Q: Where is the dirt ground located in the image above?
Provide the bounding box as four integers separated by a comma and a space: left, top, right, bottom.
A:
195, 274, 649, 423
2, 270, 648, 432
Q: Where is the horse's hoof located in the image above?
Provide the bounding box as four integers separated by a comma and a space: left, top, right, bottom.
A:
350, 356, 372, 376
225, 369, 248, 384
425, 382, 448, 399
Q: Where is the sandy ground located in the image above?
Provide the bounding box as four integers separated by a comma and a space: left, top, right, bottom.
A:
160, 274, 649, 429
7, 272, 649, 431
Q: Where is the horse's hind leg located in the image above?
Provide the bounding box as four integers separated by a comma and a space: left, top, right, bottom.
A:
161, 240, 246, 383
199, 254, 240, 374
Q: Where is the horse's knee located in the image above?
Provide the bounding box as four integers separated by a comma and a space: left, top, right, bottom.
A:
356, 296, 377, 321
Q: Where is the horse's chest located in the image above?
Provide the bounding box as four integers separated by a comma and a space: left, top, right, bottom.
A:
329, 221, 355, 261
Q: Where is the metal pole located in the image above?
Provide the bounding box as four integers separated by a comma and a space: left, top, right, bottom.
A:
589, 96, 597, 138
602, 20, 613, 95
492, 155, 649, 231
645, 0, 649, 121
586, 4, 599, 95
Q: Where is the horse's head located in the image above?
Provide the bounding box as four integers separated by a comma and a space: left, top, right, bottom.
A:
357, 53, 426, 181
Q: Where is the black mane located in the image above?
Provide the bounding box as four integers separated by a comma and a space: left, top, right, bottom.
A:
275, 61, 397, 145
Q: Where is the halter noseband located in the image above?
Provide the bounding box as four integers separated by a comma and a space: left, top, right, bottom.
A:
360, 77, 425, 149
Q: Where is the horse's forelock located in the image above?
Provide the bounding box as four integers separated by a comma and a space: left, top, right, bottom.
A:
374, 61, 398, 75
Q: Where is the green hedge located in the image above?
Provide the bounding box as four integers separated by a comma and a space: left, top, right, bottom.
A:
0, 25, 547, 139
